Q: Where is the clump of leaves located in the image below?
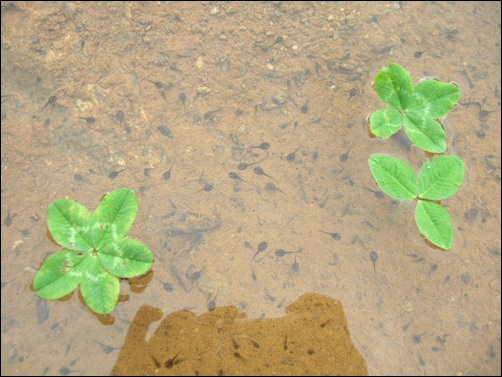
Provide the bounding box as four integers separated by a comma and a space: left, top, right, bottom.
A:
369, 63, 461, 153
368, 155, 464, 250
33, 188, 153, 314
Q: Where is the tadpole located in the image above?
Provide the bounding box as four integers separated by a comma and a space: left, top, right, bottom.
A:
165, 351, 182, 369
78, 116, 96, 124
74, 173, 91, 184
435, 333, 449, 348
275, 249, 300, 257
364, 187, 385, 199
4, 214, 11, 227
41, 95, 57, 110
292, 255, 300, 273
340, 148, 352, 162
271, 36, 284, 46
151, 355, 161, 368
195, 183, 213, 193
459, 101, 495, 119
265, 182, 283, 193
96, 341, 121, 354
300, 100, 309, 114
229, 171, 247, 183
144, 168, 153, 177
204, 108, 221, 123
4, 208, 16, 227
413, 332, 426, 344
186, 266, 206, 282
414, 50, 427, 59
253, 167, 273, 178
235, 142, 270, 151
207, 289, 220, 311
287, 146, 301, 162
347, 88, 358, 103
252, 241, 268, 261
145, 79, 172, 98
116, 110, 125, 125
109, 169, 126, 180
157, 125, 173, 138
479, 109, 495, 119
59, 366, 81, 375
418, 352, 425, 366
146, 79, 166, 90
251, 265, 257, 281
237, 161, 258, 171
251, 142, 270, 150
179, 92, 187, 106
163, 165, 174, 181
157, 278, 174, 292
370, 251, 378, 273
321, 231, 341, 240
402, 322, 412, 331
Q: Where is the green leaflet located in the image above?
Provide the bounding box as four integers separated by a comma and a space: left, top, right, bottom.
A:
370, 63, 461, 153
34, 188, 153, 314
403, 112, 446, 153
417, 156, 464, 200
99, 238, 154, 278
415, 201, 453, 250
80, 257, 121, 315
410, 80, 462, 119
91, 188, 138, 248
368, 155, 417, 200
47, 199, 93, 252
374, 62, 413, 110
33, 249, 88, 299
368, 109, 403, 138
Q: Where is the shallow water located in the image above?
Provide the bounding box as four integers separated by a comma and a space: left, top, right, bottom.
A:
1, 2, 500, 375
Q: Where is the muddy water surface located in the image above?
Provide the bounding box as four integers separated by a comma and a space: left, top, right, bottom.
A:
1, 2, 500, 375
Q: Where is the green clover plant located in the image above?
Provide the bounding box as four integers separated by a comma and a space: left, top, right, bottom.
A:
368, 63, 465, 250
370, 63, 461, 153
34, 188, 153, 314
369, 155, 464, 250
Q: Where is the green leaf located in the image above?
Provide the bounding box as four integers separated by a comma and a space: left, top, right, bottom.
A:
374, 63, 413, 110
403, 112, 447, 153
368, 155, 417, 200
415, 201, 453, 250
48, 199, 93, 252
370, 63, 460, 152
91, 188, 138, 248
409, 80, 461, 119
80, 256, 120, 314
369, 109, 403, 138
34, 249, 89, 299
99, 238, 154, 278
417, 156, 464, 200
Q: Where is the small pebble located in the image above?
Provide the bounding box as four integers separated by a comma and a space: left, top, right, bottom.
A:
197, 87, 211, 95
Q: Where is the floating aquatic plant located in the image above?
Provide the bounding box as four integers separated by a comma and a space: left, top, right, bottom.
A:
369, 154, 464, 250
369, 63, 461, 153
33, 188, 153, 314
